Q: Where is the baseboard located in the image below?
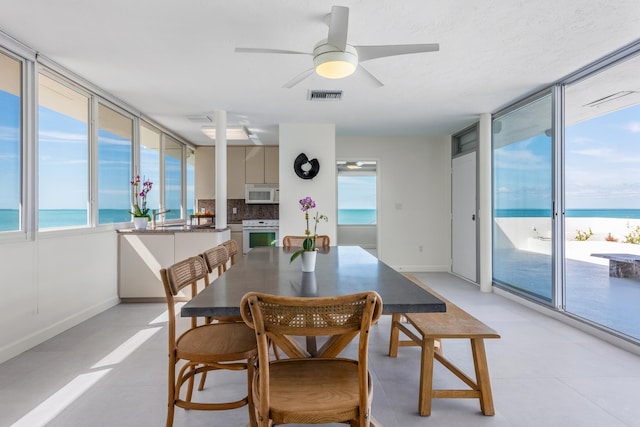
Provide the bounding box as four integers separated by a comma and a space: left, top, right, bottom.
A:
392, 264, 449, 273
0, 296, 120, 365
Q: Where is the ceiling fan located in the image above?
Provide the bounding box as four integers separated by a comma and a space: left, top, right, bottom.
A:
235, 5, 439, 88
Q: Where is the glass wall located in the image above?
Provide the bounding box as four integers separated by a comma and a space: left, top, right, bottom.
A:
186, 147, 195, 217
564, 53, 640, 340
164, 135, 182, 220
0, 41, 196, 234
38, 73, 90, 229
97, 103, 133, 224
0, 50, 21, 232
140, 121, 161, 213
492, 93, 554, 303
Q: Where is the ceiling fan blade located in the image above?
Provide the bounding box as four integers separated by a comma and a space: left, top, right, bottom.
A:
327, 5, 349, 51
357, 65, 384, 88
235, 47, 311, 55
355, 43, 440, 62
282, 68, 315, 89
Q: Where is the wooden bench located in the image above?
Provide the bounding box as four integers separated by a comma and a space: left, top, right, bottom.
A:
388, 275, 500, 416
591, 253, 640, 278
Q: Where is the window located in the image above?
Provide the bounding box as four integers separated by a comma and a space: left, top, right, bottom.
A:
38, 73, 89, 229
186, 147, 195, 217
140, 121, 161, 214
0, 51, 21, 232
164, 135, 182, 220
97, 103, 133, 224
452, 124, 478, 157
337, 162, 377, 225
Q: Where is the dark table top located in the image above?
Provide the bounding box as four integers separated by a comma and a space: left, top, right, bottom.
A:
181, 246, 446, 318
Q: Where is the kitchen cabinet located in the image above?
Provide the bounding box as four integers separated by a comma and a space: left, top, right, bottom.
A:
245, 146, 265, 184
195, 146, 278, 199
118, 228, 231, 300
227, 146, 246, 199
246, 146, 279, 184
265, 146, 279, 183
195, 146, 215, 200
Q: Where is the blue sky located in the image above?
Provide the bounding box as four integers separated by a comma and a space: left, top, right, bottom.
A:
338, 175, 376, 209
494, 103, 640, 210
565, 104, 640, 209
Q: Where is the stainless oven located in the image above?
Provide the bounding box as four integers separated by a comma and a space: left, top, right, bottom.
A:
242, 219, 279, 254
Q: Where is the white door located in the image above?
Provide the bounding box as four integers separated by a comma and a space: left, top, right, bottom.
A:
452, 152, 477, 282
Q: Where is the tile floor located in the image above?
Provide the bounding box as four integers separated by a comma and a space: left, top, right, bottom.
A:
1, 272, 639, 426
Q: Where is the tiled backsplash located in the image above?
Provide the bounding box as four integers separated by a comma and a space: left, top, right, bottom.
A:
198, 199, 279, 224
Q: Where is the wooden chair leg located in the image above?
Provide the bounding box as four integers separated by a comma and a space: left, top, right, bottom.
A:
471, 338, 495, 415
198, 370, 208, 391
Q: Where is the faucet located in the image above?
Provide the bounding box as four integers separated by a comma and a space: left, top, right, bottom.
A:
151, 209, 171, 228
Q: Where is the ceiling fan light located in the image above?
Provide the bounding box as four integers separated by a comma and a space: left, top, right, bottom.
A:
313, 44, 358, 79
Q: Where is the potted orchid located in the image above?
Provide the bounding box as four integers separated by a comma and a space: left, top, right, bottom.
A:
290, 196, 328, 271
129, 175, 153, 229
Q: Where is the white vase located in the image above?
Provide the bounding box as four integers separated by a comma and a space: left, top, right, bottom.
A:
300, 250, 317, 272
133, 217, 148, 230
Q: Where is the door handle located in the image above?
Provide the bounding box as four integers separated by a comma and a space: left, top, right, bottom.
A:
471, 214, 476, 221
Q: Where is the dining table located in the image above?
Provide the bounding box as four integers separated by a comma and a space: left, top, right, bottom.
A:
182, 245, 446, 317
181, 245, 446, 427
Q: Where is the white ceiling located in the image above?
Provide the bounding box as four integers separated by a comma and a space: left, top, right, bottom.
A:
1, 0, 639, 146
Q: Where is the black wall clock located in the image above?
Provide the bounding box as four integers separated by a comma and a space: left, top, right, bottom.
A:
293, 153, 320, 180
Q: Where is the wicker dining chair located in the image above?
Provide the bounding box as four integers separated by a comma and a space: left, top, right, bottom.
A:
200, 245, 243, 322
282, 235, 330, 248
240, 291, 383, 427
222, 239, 240, 270
160, 256, 258, 427
202, 244, 229, 278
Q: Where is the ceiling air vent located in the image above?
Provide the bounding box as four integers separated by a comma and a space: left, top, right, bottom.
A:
307, 90, 343, 101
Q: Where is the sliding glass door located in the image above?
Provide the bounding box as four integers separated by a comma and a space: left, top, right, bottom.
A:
492, 93, 554, 303
492, 48, 640, 342
564, 53, 640, 340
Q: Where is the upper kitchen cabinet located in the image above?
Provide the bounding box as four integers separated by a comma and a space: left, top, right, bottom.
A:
195, 146, 215, 200
227, 146, 246, 199
264, 146, 279, 183
246, 146, 279, 184
245, 146, 265, 184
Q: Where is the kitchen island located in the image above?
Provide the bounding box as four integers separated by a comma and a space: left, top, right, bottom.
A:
117, 224, 231, 301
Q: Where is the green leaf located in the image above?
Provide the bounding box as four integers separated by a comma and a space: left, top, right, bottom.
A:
289, 249, 304, 263
303, 238, 313, 250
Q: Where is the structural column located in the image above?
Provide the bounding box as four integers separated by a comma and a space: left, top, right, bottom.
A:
215, 110, 227, 229
478, 113, 492, 292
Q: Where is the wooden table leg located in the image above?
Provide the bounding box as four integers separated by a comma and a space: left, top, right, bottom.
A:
388, 313, 401, 357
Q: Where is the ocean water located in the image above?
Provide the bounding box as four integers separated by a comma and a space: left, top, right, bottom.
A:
0, 209, 149, 231
495, 208, 640, 219
338, 209, 376, 225
3, 208, 637, 231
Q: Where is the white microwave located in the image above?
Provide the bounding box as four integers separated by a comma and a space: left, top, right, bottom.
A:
245, 183, 279, 204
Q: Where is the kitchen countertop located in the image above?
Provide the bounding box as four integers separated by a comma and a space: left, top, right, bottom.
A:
117, 224, 229, 234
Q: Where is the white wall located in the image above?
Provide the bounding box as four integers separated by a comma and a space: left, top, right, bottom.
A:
337, 136, 451, 271
0, 230, 119, 363
279, 124, 337, 244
